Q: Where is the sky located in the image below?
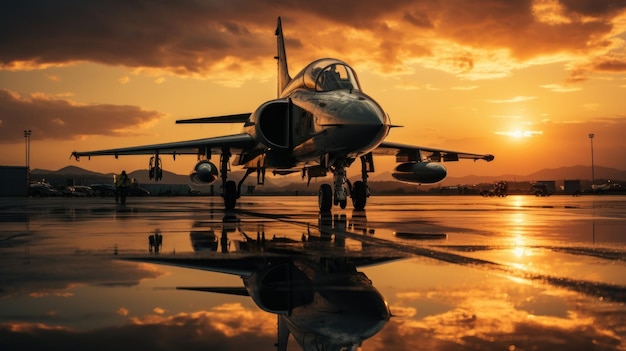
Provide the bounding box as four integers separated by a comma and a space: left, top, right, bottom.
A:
1, 0, 626, 179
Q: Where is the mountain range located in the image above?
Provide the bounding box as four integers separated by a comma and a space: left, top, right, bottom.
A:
439, 165, 626, 186
31, 164, 626, 191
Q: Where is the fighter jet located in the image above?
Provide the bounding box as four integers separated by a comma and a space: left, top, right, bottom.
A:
71, 17, 494, 211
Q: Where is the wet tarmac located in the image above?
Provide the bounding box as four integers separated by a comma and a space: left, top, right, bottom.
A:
1, 195, 625, 350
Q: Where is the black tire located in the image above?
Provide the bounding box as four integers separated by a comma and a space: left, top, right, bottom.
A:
352, 181, 367, 210
224, 181, 237, 210
319, 184, 332, 212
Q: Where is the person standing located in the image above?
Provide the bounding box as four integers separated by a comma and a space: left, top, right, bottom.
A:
116, 170, 131, 204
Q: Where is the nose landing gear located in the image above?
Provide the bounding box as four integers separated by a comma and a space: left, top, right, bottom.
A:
317, 155, 371, 212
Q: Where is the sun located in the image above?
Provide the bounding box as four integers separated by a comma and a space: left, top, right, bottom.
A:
495, 129, 544, 139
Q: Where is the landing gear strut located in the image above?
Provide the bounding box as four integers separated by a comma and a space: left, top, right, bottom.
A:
220, 149, 237, 210
316, 155, 372, 212
332, 163, 348, 209
318, 159, 351, 212
220, 150, 266, 210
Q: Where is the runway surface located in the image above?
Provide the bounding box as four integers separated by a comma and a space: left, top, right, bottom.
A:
1, 195, 625, 350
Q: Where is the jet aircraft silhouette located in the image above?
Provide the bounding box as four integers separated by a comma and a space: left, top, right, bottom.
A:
72, 17, 494, 211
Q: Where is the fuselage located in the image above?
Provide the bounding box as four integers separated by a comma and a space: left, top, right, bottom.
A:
290, 89, 389, 159
241, 58, 390, 169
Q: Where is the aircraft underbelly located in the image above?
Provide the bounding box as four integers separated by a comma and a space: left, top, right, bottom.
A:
291, 138, 361, 163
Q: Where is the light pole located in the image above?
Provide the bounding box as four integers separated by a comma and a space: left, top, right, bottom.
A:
588, 133, 595, 186
24, 130, 32, 191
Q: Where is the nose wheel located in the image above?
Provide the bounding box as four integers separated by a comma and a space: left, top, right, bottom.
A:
319, 157, 369, 211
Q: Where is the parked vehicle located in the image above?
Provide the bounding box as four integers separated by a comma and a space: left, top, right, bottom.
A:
530, 183, 551, 196
480, 181, 508, 197
72, 185, 96, 196
29, 183, 61, 197
58, 185, 89, 197
89, 184, 118, 197
89, 183, 150, 197
129, 186, 150, 197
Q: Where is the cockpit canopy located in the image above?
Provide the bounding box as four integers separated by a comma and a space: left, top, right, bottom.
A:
280, 58, 362, 97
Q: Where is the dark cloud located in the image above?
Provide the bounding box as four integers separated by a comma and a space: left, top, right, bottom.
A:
592, 55, 626, 72
0, 0, 273, 73
0, 89, 164, 143
560, 0, 626, 17
269, 0, 414, 29
0, 0, 413, 73
0, 0, 625, 78
403, 11, 435, 29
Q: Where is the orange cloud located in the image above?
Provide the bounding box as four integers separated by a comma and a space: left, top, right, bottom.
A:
0, 304, 278, 350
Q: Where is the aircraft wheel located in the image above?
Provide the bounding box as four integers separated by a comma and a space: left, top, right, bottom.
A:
352, 181, 367, 210
224, 180, 237, 210
319, 184, 332, 212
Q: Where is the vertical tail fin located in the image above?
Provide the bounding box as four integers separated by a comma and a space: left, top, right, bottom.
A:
275, 17, 291, 97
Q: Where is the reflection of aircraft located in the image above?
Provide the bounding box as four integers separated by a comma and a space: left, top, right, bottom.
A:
71, 17, 493, 211
137, 212, 400, 349
189, 211, 369, 256
189, 214, 241, 253
129, 253, 396, 351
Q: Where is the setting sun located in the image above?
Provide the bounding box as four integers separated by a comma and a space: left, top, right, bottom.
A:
495, 130, 544, 139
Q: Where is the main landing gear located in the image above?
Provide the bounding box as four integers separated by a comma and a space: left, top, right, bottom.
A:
219, 149, 266, 210
317, 156, 371, 212
219, 150, 238, 210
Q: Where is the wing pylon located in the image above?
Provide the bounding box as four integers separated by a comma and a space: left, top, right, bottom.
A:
375, 141, 494, 162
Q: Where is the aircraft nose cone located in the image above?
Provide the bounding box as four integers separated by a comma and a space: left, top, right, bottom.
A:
335, 96, 389, 152
344, 97, 386, 126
